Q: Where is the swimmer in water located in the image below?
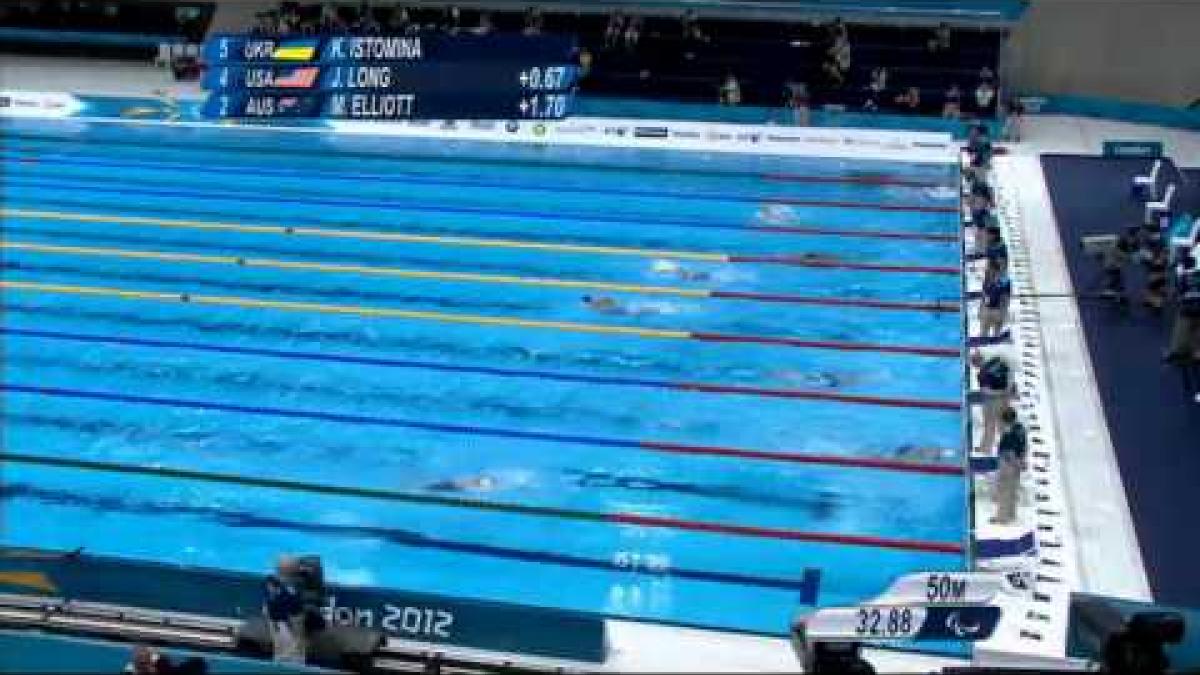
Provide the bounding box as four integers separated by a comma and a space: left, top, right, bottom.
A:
651, 259, 711, 282
426, 475, 497, 493
895, 445, 954, 462
798, 251, 844, 264
776, 369, 843, 388
567, 469, 841, 514
757, 204, 796, 224
582, 294, 622, 314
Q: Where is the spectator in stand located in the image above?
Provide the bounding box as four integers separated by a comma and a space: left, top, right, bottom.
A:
927, 22, 952, 53
604, 11, 624, 49
622, 16, 642, 51
971, 350, 1015, 456
681, 8, 699, 37
894, 86, 921, 114
442, 5, 461, 33
1002, 98, 1024, 141
523, 5, 543, 35
826, 17, 848, 45
869, 66, 889, 92
979, 262, 1012, 338
943, 84, 963, 119
682, 19, 710, 61
387, 6, 409, 32
862, 84, 881, 112
472, 11, 492, 35
578, 47, 593, 77
864, 68, 888, 111
264, 556, 307, 664
975, 78, 997, 116
719, 73, 742, 105
822, 57, 846, 89
1165, 254, 1200, 363
785, 81, 811, 126
832, 32, 852, 77
992, 406, 1028, 524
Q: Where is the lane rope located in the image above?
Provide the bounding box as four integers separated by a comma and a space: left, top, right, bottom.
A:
0, 449, 965, 553
0, 280, 961, 358
0, 384, 963, 476
1, 240, 958, 312
5, 150, 957, 220
0, 328, 964, 412
2, 208, 958, 275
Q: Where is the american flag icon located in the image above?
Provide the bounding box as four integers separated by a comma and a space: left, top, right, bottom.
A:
274, 67, 319, 89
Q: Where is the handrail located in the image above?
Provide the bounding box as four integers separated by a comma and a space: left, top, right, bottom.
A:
0, 592, 587, 674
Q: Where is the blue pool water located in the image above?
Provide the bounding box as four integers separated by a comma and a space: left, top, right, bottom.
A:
0, 118, 966, 637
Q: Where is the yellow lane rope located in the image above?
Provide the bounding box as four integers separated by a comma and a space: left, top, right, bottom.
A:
0, 281, 693, 340
2, 240, 712, 298
1, 208, 729, 263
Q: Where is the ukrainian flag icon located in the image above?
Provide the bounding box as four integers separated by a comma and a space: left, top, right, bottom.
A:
272, 38, 319, 61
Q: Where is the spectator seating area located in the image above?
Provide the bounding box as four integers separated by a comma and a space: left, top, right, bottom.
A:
0, 1, 1004, 120
0, 0, 214, 58
255, 3, 1005, 118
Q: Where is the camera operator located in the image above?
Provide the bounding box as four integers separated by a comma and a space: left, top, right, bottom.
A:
1098, 227, 1140, 304
1165, 253, 1200, 365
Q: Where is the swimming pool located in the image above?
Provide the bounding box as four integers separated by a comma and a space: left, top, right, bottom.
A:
0, 118, 966, 638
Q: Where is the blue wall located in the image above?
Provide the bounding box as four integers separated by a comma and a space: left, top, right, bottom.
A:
1026, 94, 1200, 131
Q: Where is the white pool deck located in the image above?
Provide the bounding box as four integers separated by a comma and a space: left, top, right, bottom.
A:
3, 54, 1197, 672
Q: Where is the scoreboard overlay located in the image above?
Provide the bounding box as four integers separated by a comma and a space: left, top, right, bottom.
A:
201, 33, 580, 120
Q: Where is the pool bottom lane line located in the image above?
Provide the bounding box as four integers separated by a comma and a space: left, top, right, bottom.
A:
2, 328, 963, 411
0, 448, 965, 554
0, 384, 963, 476
0, 281, 961, 358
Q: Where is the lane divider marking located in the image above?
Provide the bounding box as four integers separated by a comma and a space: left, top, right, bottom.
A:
2, 208, 960, 276
5, 163, 958, 217
1, 240, 958, 312
0, 384, 964, 476
0, 328, 964, 412
0, 280, 960, 358
0, 448, 964, 554
4, 150, 959, 222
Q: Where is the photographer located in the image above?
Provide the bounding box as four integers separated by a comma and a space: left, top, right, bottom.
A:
263, 555, 325, 664
1098, 227, 1140, 304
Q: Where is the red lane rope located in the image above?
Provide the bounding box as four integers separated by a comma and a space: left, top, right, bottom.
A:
710, 290, 957, 313
752, 225, 958, 242
609, 512, 965, 553
729, 255, 960, 275
642, 440, 963, 475
691, 331, 960, 358
759, 173, 944, 189
673, 381, 961, 411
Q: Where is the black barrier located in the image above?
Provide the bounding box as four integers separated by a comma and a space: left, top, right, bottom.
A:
0, 546, 607, 662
